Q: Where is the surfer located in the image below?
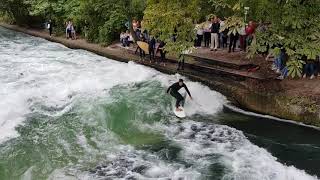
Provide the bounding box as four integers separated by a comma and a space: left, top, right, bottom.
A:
167, 79, 192, 111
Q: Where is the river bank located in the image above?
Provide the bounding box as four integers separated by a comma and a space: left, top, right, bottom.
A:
1, 23, 320, 127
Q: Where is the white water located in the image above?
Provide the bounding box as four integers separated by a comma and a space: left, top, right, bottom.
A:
0, 27, 318, 180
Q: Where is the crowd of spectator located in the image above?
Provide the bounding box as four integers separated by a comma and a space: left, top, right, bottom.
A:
194, 16, 256, 53
120, 19, 168, 67
45, 16, 319, 80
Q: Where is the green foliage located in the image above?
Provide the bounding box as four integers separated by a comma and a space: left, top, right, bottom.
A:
220, 16, 245, 35
0, 0, 145, 44
0, 11, 14, 23
287, 59, 305, 78
98, 10, 127, 44
0, 0, 34, 25
143, 0, 200, 55
216, 0, 320, 77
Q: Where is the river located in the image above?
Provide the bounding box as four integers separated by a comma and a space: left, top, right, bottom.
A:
0, 27, 319, 180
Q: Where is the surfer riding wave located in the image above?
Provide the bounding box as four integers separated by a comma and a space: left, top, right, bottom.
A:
167, 79, 192, 111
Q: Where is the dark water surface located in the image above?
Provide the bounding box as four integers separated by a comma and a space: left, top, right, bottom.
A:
219, 109, 320, 177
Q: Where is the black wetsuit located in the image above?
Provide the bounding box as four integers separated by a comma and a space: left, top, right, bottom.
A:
167, 82, 191, 108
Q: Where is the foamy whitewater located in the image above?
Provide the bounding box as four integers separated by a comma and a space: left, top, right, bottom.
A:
0, 27, 318, 179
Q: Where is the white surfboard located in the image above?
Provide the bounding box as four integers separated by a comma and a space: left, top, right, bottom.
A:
174, 106, 186, 118
173, 92, 187, 118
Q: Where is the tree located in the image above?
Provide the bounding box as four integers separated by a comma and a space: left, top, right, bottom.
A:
0, 0, 33, 25
143, 0, 200, 55
0, 0, 146, 44
75, 0, 145, 44
214, 0, 320, 78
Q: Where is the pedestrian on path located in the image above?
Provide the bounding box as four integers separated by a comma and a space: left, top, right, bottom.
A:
66, 21, 72, 39
148, 36, 156, 62
71, 23, 77, 40
47, 20, 53, 37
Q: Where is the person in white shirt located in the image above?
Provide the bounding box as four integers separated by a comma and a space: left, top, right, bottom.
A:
210, 16, 220, 51
66, 21, 72, 39
195, 24, 204, 47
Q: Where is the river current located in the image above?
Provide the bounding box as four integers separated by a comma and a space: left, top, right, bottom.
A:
0, 27, 319, 180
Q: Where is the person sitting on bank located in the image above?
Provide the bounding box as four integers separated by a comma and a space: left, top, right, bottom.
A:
120, 32, 130, 47
127, 30, 134, 45
167, 79, 192, 112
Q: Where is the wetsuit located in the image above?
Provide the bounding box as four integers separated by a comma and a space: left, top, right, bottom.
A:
167, 82, 191, 108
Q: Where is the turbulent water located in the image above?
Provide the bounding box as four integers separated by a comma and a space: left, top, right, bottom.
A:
0, 27, 319, 180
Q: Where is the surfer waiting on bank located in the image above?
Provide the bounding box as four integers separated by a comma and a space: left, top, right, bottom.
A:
167, 79, 192, 112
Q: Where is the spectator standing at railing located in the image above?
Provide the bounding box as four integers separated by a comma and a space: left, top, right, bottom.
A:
245, 21, 256, 48
138, 34, 146, 60
229, 30, 239, 53
71, 23, 77, 40
203, 19, 211, 48
219, 18, 228, 48
148, 36, 156, 62
239, 25, 246, 51
195, 24, 204, 47
210, 16, 220, 51
66, 21, 72, 39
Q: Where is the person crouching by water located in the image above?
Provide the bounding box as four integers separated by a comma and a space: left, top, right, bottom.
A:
167, 79, 192, 112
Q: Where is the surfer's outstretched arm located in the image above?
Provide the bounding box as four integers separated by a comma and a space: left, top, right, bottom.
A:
183, 85, 192, 99
166, 86, 172, 93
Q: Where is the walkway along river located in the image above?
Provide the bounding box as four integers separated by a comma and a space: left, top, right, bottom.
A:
0, 27, 319, 179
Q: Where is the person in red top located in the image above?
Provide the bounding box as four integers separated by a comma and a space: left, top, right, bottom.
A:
245, 21, 256, 48
246, 21, 255, 35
